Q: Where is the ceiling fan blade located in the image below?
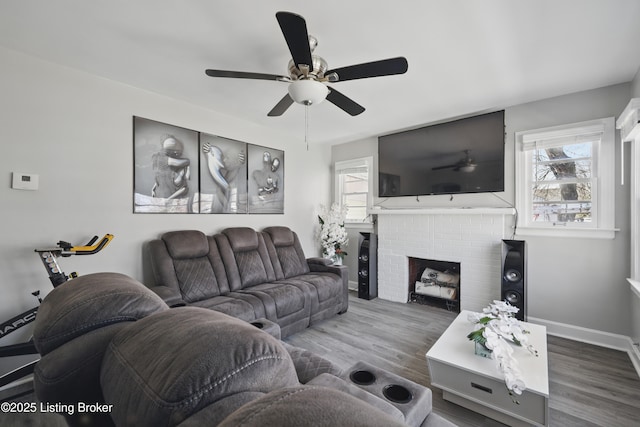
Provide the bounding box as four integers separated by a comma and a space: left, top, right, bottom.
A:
267, 94, 294, 117
205, 69, 289, 81
431, 164, 458, 170
326, 57, 408, 82
276, 11, 313, 72
326, 87, 365, 116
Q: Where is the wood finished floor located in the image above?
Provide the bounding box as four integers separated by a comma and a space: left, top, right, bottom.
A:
284, 293, 640, 427
2, 293, 638, 426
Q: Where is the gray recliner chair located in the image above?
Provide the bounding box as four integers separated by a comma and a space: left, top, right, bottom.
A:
32, 272, 456, 427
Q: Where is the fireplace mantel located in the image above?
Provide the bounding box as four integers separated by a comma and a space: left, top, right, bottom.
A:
369, 207, 516, 216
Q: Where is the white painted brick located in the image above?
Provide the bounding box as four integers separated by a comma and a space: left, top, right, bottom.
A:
377, 212, 510, 311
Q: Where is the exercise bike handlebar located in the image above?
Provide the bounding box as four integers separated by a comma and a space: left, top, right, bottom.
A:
57, 234, 114, 256
34, 234, 115, 287
35, 234, 114, 257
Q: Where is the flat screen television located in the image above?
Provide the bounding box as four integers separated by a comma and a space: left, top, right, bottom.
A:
378, 110, 505, 197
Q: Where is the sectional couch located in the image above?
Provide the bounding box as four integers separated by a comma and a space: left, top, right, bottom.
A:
147, 226, 348, 337
32, 272, 457, 427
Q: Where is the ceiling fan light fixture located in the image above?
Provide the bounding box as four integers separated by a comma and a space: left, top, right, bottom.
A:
288, 79, 329, 106
459, 164, 477, 173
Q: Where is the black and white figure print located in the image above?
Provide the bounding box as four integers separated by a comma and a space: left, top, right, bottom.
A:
247, 144, 284, 214
199, 133, 248, 214
133, 117, 199, 213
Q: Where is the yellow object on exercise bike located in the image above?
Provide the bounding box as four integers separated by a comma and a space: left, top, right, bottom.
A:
61, 233, 114, 256
35, 233, 114, 286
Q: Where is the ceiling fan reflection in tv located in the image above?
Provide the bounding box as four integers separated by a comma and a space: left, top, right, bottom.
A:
431, 150, 477, 173
378, 109, 505, 197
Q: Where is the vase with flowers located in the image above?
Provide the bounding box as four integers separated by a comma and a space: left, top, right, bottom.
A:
467, 300, 538, 403
317, 203, 348, 265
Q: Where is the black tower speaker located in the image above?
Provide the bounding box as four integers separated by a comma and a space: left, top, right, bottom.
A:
358, 232, 377, 300
501, 240, 526, 321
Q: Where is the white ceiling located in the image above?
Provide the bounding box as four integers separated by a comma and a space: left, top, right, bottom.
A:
2, 0, 639, 146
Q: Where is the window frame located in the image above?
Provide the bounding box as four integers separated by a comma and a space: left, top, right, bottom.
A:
515, 117, 616, 239
334, 157, 374, 227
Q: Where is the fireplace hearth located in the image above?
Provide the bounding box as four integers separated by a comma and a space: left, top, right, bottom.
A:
408, 257, 460, 312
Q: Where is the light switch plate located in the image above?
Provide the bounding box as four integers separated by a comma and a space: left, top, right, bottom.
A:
12, 172, 39, 190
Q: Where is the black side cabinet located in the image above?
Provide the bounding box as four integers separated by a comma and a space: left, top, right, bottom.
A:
358, 232, 377, 300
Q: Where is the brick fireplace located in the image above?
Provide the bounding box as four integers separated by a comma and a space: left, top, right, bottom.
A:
374, 208, 514, 312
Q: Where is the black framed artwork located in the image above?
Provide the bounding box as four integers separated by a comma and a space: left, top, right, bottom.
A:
133, 116, 284, 214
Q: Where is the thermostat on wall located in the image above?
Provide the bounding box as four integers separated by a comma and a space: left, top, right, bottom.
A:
12, 172, 39, 191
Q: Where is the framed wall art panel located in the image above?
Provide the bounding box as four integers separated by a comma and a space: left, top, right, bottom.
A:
199, 133, 248, 214
133, 117, 200, 213
247, 144, 284, 214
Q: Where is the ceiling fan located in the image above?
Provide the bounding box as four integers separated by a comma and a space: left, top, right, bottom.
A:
431, 150, 477, 173
205, 11, 408, 117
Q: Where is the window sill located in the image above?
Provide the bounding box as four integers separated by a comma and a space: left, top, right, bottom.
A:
515, 226, 618, 239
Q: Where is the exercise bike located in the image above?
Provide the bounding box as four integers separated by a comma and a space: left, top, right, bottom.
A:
0, 234, 114, 395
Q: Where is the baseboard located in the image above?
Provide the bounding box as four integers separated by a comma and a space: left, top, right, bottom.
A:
632, 343, 640, 377
528, 316, 640, 378
348, 280, 357, 292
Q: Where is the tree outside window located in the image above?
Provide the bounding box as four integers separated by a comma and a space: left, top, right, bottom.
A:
515, 117, 615, 238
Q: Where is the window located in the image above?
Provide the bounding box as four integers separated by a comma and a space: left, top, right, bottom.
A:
515, 117, 616, 238
334, 157, 373, 225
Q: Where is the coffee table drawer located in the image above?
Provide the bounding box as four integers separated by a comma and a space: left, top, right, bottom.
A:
429, 359, 547, 425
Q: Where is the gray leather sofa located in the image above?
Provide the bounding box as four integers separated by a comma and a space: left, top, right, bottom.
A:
147, 226, 348, 337
32, 272, 457, 427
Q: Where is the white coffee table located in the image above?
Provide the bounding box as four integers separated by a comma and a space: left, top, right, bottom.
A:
426, 310, 549, 427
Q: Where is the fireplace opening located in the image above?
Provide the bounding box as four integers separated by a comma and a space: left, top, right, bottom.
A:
408, 257, 460, 312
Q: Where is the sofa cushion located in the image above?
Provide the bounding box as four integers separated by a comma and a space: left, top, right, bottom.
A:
223, 227, 260, 252
235, 250, 271, 286
101, 307, 299, 427
172, 257, 222, 303
33, 272, 168, 355
264, 225, 296, 246
152, 232, 231, 303
162, 230, 210, 259
217, 386, 408, 427
217, 228, 276, 289
263, 226, 310, 279
191, 293, 266, 321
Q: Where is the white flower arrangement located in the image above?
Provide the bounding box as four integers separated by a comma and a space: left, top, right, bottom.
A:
467, 300, 538, 403
317, 203, 349, 262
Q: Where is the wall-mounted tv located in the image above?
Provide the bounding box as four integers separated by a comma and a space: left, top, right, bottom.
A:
378, 110, 505, 197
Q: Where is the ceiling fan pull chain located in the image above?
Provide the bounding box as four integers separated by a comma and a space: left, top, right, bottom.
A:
305, 105, 309, 151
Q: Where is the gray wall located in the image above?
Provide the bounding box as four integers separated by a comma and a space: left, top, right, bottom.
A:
0, 47, 332, 347
630, 69, 640, 348
333, 83, 633, 338
632, 67, 640, 98
507, 84, 630, 336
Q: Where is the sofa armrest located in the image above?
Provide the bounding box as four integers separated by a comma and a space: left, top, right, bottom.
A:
308, 260, 347, 277
307, 257, 333, 266
149, 285, 186, 308
307, 261, 349, 314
